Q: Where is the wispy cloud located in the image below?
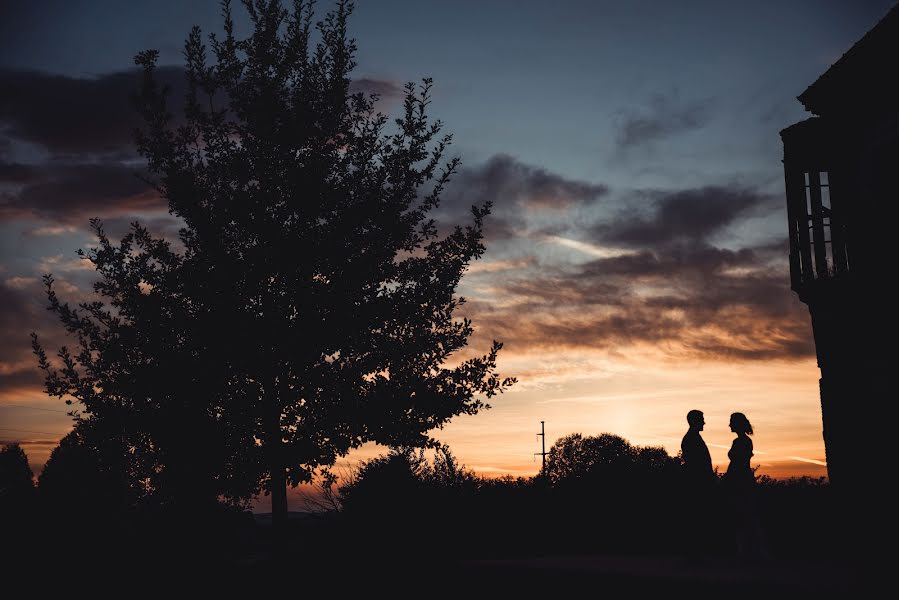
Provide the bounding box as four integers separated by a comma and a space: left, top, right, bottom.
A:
22, 224, 78, 237
615, 90, 715, 150
539, 234, 637, 260
3, 276, 38, 289
36, 254, 96, 273
786, 456, 827, 466
439, 154, 610, 242
538, 387, 732, 405
466, 257, 537, 274
0, 162, 162, 225
349, 77, 404, 100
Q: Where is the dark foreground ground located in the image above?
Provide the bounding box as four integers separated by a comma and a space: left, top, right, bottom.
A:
9, 534, 872, 597
8, 505, 878, 597
455, 553, 863, 595
176, 513, 869, 597
129, 549, 866, 597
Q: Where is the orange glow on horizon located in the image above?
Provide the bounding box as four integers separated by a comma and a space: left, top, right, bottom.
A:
6, 345, 830, 510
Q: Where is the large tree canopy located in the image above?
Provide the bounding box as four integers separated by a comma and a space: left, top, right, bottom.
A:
33, 0, 514, 531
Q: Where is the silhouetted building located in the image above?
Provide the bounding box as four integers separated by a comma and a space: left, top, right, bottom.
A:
780, 5, 897, 488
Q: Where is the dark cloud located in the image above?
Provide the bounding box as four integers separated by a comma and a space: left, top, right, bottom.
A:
444, 174, 810, 361
98, 214, 185, 246
502, 245, 773, 314
0, 162, 161, 224
464, 236, 812, 361
0, 160, 40, 184
1, 278, 49, 347
752, 236, 790, 257
461, 154, 608, 210
593, 185, 776, 248
349, 77, 404, 99
0, 275, 92, 367
583, 245, 759, 277
0, 69, 398, 158
439, 154, 609, 241
0, 369, 45, 396
0, 66, 185, 155
0, 67, 400, 158
616, 92, 714, 149
0, 281, 52, 396
0, 281, 34, 339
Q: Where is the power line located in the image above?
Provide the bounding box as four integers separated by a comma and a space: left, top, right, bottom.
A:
0, 427, 66, 436
0, 403, 70, 413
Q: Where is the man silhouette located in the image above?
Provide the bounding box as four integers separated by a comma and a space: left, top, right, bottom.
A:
681, 410, 713, 482
681, 409, 715, 560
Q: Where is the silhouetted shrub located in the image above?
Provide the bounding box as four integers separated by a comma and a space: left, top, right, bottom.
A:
38, 421, 147, 516
0, 443, 35, 512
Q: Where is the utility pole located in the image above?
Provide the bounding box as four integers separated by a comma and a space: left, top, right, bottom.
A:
534, 420, 548, 473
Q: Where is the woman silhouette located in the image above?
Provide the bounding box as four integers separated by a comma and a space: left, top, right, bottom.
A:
725, 412, 764, 558
726, 413, 754, 485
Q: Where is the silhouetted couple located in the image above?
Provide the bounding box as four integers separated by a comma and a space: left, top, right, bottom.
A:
681, 410, 765, 560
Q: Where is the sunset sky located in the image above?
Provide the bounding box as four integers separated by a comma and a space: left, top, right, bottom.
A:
2, 0, 894, 509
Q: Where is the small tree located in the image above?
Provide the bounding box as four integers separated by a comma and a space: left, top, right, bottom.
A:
0, 443, 35, 509
634, 445, 681, 474
0, 443, 35, 546
338, 448, 427, 513
38, 420, 152, 515
543, 433, 636, 485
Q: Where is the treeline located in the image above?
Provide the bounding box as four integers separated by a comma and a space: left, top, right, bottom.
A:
1, 430, 831, 568
324, 435, 832, 561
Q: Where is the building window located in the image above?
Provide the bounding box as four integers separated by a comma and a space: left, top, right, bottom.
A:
804, 171, 833, 278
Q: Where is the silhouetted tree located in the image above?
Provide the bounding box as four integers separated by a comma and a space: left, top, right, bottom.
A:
337, 444, 474, 512
0, 443, 35, 511
634, 444, 681, 475
543, 433, 637, 485
425, 444, 476, 488
34, 0, 513, 542
0, 443, 35, 549
334, 444, 481, 555
539, 434, 686, 554
338, 448, 426, 515
31, 222, 261, 512
37, 421, 148, 515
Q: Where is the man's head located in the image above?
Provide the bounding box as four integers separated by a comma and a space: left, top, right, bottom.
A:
687, 409, 704, 430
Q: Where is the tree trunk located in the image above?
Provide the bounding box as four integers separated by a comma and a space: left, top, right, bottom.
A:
265, 377, 288, 552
